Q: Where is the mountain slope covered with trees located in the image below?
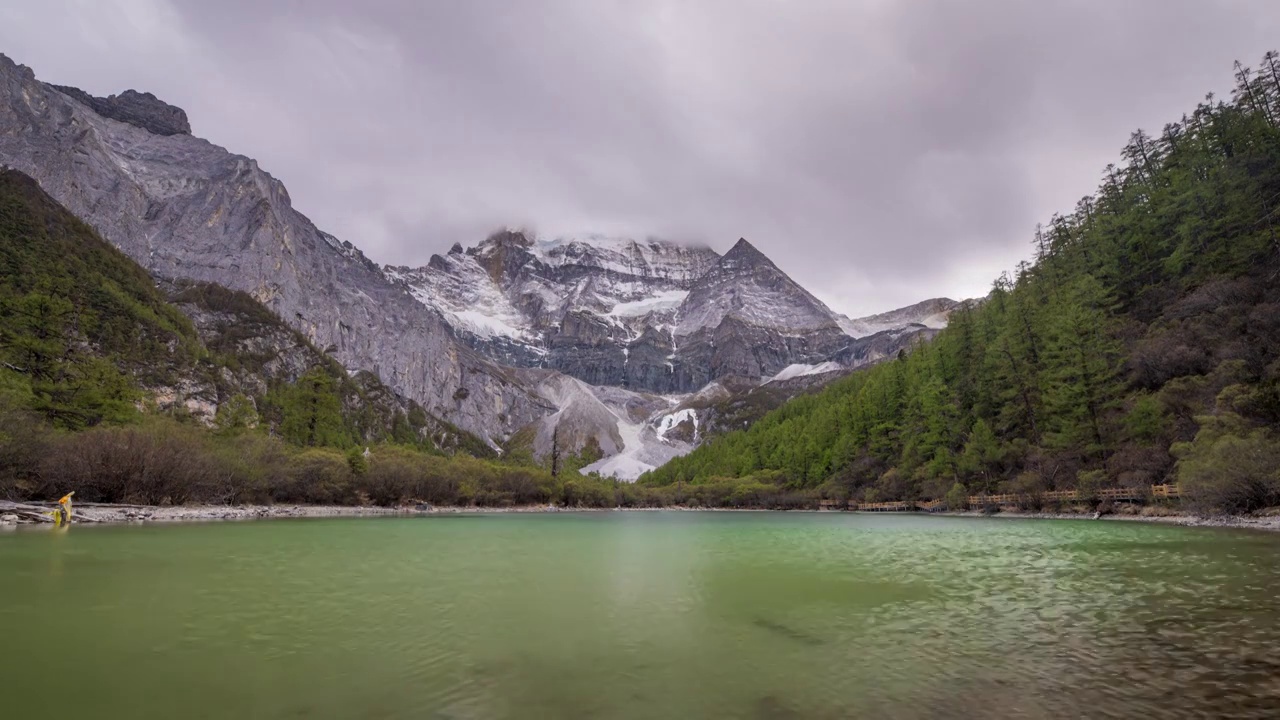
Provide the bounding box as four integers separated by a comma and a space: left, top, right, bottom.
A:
643, 52, 1280, 513
0, 169, 552, 505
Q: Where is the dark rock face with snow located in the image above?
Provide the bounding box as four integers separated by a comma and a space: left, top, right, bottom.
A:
836, 297, 956, 337
667, 238, 852, 391
0, 53, 549, 443
393, 234, 959, 394
387, 231, 723, 392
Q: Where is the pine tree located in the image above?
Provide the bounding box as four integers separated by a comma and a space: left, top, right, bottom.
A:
958, 418, 1001, 490
214, 394, 259, 435
1039, 275, 1123, 455
550, 425, 561, 477
984, 282, 1041, 440
277, 368, 348, 447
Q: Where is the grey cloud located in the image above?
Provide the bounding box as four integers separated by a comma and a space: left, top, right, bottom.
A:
2, 0, 1278, 314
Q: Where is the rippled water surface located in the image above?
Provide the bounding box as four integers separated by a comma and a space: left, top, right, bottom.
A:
2, 512, 1279, 718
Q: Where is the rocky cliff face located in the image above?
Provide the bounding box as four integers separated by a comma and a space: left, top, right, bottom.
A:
665, 238, 851, 390
0, 167, 484, 453
395, 233, 959, 394
0, 53, 549, 443
837, 297, 956, 337
162, 281, 490, 455
47, 85, 191, 136
387, 231, 722, 390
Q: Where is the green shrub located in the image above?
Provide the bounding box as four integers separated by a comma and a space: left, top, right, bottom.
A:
214, 394, 259, 435
560, 477, 614, 508
44, 418, 223, 504
1076, 470, 1106, 504
1125, 394, 1171, 443
360, 447, 422, 506
209, 432, 291, 504
1175, 415, 1280, 512
279, 448, 354, 505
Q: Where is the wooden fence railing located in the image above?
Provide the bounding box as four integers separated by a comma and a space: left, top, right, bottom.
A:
842, 484, 1183, 512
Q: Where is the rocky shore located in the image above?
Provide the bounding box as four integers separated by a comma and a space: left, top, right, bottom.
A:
0, 501, 633, 527
3, 501, 1278, 533
0, 501, 419, 526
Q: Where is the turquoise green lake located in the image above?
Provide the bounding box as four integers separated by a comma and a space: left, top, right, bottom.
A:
2, 512, 1278, 718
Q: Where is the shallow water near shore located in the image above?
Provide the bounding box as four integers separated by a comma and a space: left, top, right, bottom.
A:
2, 512, 1279, 719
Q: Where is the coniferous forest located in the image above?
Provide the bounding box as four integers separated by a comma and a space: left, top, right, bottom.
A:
643, 52, 1280, 513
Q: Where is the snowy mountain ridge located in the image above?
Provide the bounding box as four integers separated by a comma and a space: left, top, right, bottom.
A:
836, 297, 957, 338
389, 232, 959, 398
385, 231, 720, 375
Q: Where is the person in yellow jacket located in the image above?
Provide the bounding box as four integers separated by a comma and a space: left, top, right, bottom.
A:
52, 491, 74, 526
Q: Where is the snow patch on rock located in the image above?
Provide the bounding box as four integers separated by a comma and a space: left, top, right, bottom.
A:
580, 412, 657, 479
386, 253, 540, 347
451, 310, 528, 340
836, 298, 959, 339
654, 407, 698, 440
608, 289, 689, 318
766, 361, 843, 384
576, 395, 698, 482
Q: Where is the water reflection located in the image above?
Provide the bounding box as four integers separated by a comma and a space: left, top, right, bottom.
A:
0, 513, 1277, 718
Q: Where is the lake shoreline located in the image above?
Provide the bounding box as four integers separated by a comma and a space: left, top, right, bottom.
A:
0, 502, 636, 526
0, 502, 669, 527
3, 500, 1280, 532
933, 509, 1280, 532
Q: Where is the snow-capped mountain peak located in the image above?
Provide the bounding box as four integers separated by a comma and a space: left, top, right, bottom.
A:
836, 297, 960, 338
388, 232, 956, 400
674, 237, 843, 338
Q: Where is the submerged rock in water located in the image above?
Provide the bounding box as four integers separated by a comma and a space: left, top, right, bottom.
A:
751, 617, 825, 646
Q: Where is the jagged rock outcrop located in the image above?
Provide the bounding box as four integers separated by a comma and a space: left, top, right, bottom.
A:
832, 324, 944, 367
837, 297, 957, 337
666, 238, 852, 390
0, 53, 549, 442
392, 233, 958, 395
48, 85, 192, 136
386, 231, 722, 390
165, 281, 320, 399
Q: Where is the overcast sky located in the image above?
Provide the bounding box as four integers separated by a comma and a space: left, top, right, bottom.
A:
2, 1, 1279, 315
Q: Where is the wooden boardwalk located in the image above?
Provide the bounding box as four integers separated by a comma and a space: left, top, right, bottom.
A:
843, 484, 1182, 512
